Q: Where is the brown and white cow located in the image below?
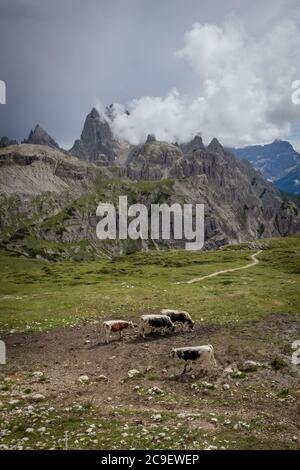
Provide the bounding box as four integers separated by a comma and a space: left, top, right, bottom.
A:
102, 320, 137, 344
161, 309, 194, 330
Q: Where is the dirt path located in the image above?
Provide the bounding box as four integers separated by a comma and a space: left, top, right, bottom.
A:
177, 250, 262, 285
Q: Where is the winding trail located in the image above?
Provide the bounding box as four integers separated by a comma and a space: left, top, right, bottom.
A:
176, 250, 262, 285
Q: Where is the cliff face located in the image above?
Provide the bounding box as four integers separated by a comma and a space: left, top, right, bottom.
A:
69, 107, 117, 163
0, 127, 299, 260
125, 136, 300, 244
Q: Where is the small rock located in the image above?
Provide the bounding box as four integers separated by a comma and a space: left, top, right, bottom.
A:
127, 369, 140, 378
25, 428, 34, 434
223, 383, 230, 390
241, 360, 261, 372
147, 386, 163, 395
223, 365, 236, 374
233, 371, 243, 378
32, 371, 44, 379
31, 394, 45, 402
151, 414, 162, 421
95, 375, 108, 381
202, 381, 215, 389
78, 375, 89, 384
9, 399, 19, 405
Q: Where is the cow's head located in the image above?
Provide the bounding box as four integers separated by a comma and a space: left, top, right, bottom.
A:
129, 321, 138, 328
170, 349, 177, 358
188, 320, 195, 330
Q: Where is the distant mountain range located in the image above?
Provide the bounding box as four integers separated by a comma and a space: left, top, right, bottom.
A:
231, 140, 300, 194
0, 106, 299, 260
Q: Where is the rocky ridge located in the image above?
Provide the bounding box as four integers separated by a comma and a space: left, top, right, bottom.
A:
0, 109, 299, 260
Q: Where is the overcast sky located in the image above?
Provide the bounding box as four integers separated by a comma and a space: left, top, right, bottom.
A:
0, 0, 299, 149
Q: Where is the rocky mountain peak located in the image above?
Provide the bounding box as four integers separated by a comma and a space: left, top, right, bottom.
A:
69, 107, 116, 162
23, 125, 60, 149
180, 134, 205, 154
232, 139, 300, 192
0, 136, 18, 148
207, 137, 225, 155
89, 107, 100, 119
271, 139, 295, 152
146, 133, 156, 143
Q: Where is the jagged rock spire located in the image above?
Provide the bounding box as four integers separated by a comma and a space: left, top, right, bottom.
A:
69, 107, 116, 162
22, 125, 60, 149
180, 134, 205, 154
146, 134, 156, 143
207, 137, 225, 155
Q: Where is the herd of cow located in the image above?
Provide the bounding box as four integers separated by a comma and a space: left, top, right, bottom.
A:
101, 309, 217, 374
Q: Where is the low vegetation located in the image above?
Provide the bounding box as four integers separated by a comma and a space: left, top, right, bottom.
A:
0, 235, 299, 332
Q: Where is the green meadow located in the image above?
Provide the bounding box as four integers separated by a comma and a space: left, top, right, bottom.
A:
0, 236, 299, 332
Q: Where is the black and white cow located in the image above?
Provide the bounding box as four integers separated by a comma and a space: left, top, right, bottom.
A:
161, 309, 194, 330
140, 314, 175, 338
171, 345, 217, 373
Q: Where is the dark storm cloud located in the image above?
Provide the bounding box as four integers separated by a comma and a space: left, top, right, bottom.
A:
0, 0, 45, 21
0, 0, 299, 148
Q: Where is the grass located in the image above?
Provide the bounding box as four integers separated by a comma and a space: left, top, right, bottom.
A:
0, 403, 294, 450
0, 236, 299, 332
0, 402, 297, 450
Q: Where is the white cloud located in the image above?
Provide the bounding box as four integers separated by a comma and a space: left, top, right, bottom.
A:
108, 16, 300, 147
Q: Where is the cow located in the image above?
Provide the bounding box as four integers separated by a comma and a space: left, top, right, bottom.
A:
102, 320, 137, 344
139, 314, 175, 338
171, 345, 217, 374
161, 309, 194, 330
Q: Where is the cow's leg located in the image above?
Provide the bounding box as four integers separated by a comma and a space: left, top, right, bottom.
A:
105, 327, 110, 344
119, 330, 123, 339
182, 361, 189, 374
139, 324, 145, 338
211, 351, 217, 368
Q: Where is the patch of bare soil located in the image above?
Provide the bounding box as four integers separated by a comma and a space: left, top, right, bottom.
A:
1, 313, 299, 449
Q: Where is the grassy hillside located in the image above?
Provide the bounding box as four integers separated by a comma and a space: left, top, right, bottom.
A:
0, 236, 299, 332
